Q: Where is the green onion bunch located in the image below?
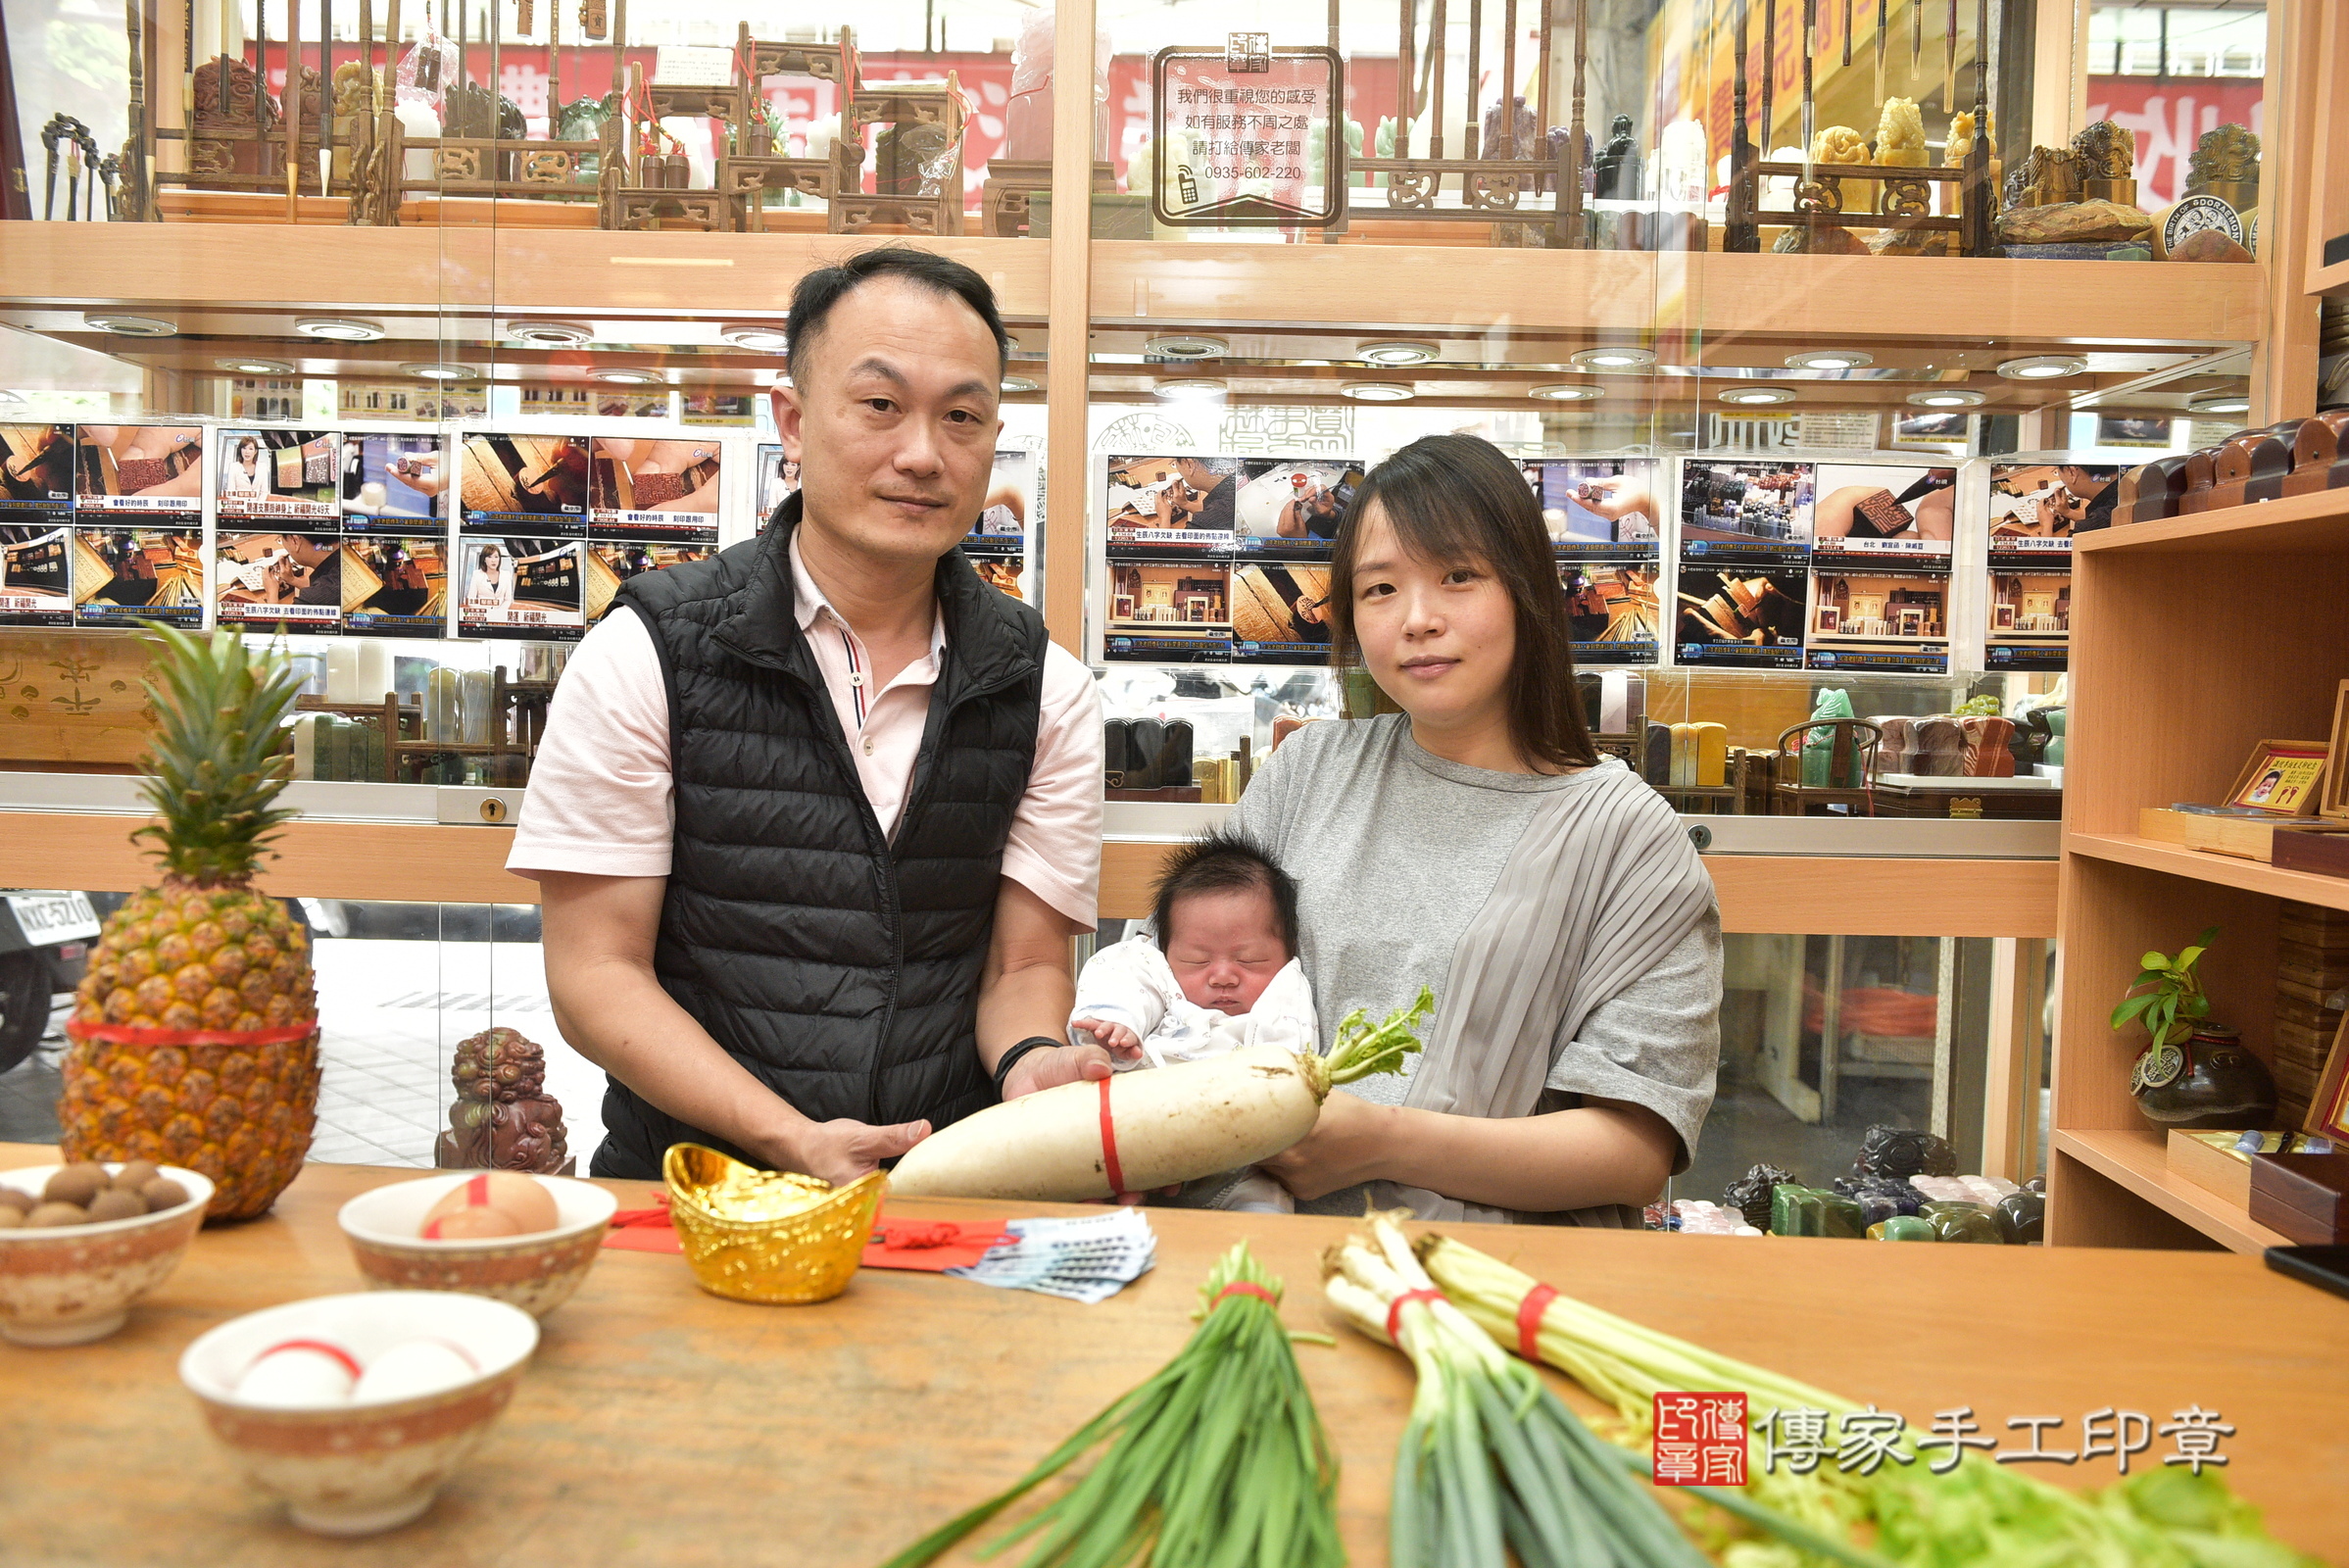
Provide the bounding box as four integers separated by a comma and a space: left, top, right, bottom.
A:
1417, 1233, 2323, 1568
1323, 1215, 1719, 1568
877, 1242, 1342, 1568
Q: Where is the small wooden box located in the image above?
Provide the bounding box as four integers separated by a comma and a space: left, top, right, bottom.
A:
2138, 806, 2348, 862
2167, 1129, 2262, 1208
2248, 1151, 2349, 1246
2272, 826, 2349, 879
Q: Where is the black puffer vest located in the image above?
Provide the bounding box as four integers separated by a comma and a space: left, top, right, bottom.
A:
592, 495, 1047, 1179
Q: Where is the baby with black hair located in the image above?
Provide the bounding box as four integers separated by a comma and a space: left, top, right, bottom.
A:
1068, 828, 1316, 1211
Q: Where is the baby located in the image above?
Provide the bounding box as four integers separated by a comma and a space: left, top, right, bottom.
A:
1068, 829, 1315, 1212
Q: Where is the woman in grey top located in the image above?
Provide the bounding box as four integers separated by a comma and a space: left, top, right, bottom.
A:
1233, 434, 1722, 1226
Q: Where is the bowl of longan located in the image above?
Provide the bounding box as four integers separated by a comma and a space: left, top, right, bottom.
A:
0, 1160, 215, 1346
335, 1170, 617, 1318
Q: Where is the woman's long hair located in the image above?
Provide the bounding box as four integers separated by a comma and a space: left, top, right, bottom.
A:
1328, 433, 1598, 772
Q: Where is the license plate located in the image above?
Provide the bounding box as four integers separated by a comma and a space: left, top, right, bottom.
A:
6, 892, 100, 946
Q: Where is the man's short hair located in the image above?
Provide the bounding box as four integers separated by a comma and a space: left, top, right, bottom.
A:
786, 247, 1011, 376
1178, 455, 1239, 478
1150, 828, 1298, 956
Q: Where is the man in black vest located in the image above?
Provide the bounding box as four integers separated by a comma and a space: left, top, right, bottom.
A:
510, 249, 1108, 1183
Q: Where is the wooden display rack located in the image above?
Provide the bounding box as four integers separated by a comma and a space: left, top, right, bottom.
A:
981, 160, 1116, 238
2055, 491, 2349, 1253
1342, 0, 1587, 245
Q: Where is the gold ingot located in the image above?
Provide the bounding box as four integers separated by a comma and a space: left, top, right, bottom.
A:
661, 1144, 886, 1304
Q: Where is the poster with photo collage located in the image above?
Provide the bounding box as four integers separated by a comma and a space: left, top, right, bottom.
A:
1675, 459, 1810, 668
341, 432, 451, 638
585, 437, 721, 626
0, 423, 76, 627
1102, 454, 1351, 666
963, 448, 1038, 605
1982, 463, 2116, 672
458, 432, 589, 642
214, 428, 346, 636
72, 423, 206, 629
1525, 458, 1661, 667
1804, 463, 1957, 675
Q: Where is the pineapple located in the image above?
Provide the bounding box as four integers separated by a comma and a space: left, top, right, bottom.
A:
61, 626, 320, 1220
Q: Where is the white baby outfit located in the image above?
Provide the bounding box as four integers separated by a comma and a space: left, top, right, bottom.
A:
1067, 933, 1317, 1211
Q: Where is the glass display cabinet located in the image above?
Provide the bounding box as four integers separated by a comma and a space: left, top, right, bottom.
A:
0, 0, 2318, 1236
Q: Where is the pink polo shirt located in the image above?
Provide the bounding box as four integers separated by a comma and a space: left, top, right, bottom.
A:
507, 531, 1103, 927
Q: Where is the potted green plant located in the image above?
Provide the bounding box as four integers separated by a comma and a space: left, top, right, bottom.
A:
2110, 926, 2276, 1129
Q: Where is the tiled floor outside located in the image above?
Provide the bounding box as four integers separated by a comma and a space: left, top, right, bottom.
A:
0, 937, 609, 1168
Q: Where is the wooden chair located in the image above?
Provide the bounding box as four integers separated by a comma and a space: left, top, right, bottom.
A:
1770, 718, 1883, 816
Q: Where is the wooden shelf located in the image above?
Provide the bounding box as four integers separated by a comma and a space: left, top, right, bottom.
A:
2052, 1128, 2293, 1255
0, 226, 2259, 353
2076, 489, 2349, 557
2065, 831, 2349, 911
0, 224, 1051, 323
1094, 242, 2264, 346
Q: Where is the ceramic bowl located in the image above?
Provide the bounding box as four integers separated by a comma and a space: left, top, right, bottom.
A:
663, 1143, 885, 1304
0, 1162, 215, 1347
179, 1290, 538, 1536
336, 1173, 617, 1318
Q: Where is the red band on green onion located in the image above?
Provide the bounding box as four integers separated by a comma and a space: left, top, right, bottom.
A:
1213, 1281, 1279, 1310
1516, 1282, 1558, 1361
1099, 1076, 1125, 1196
1385, 1287, 1444, 1345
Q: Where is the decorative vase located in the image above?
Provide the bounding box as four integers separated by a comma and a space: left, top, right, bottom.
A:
2130, 1023, 2278, 1130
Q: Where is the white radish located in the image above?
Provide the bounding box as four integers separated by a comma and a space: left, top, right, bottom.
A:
887, 988, 1433, 1202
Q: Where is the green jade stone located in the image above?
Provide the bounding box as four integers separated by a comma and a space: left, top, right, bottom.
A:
1868, 1215, 1937, 1242
1922, 1200, 2005, 1244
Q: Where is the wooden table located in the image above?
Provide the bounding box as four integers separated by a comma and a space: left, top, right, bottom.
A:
4, 1145, 2345, 1565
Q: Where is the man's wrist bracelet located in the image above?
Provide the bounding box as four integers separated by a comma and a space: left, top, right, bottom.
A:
992, 1036, 1061, 1094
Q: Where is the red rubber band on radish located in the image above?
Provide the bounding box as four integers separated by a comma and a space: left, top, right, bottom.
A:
1515, 1282, 1558, 1361
251, 1338, 362, 1382
1098, 1076, 1125, 1196
1385, 1287, 1444, 1345
1212, 1281, 1279, 1310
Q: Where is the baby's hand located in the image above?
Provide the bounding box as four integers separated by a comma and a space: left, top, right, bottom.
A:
1071, 1017, 1144, 1060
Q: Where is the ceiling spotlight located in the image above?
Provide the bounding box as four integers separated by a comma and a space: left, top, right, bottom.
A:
595, 368, 663, 385
1570, 346, 1656, 371
217, 357, 295, 376
404, 363, 479, 381
1785, 350, 1873, 371
1145, 334, 1230, 361
1528, 384, 1605, 402
719, 322, 791, 353
295, 317, 386, 342
506, 319, 596, 348
1996, 355, 2087, 381
1341, 381, 1414, 402
84, 313, 177, 337
2185, 389, 2250, 416
1358, 340, 1440, 367
1720, 387, 1795, 405
1155, 377, 1227, 401
1905, 389, 1985, 408
1001, 374, 1040, 393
